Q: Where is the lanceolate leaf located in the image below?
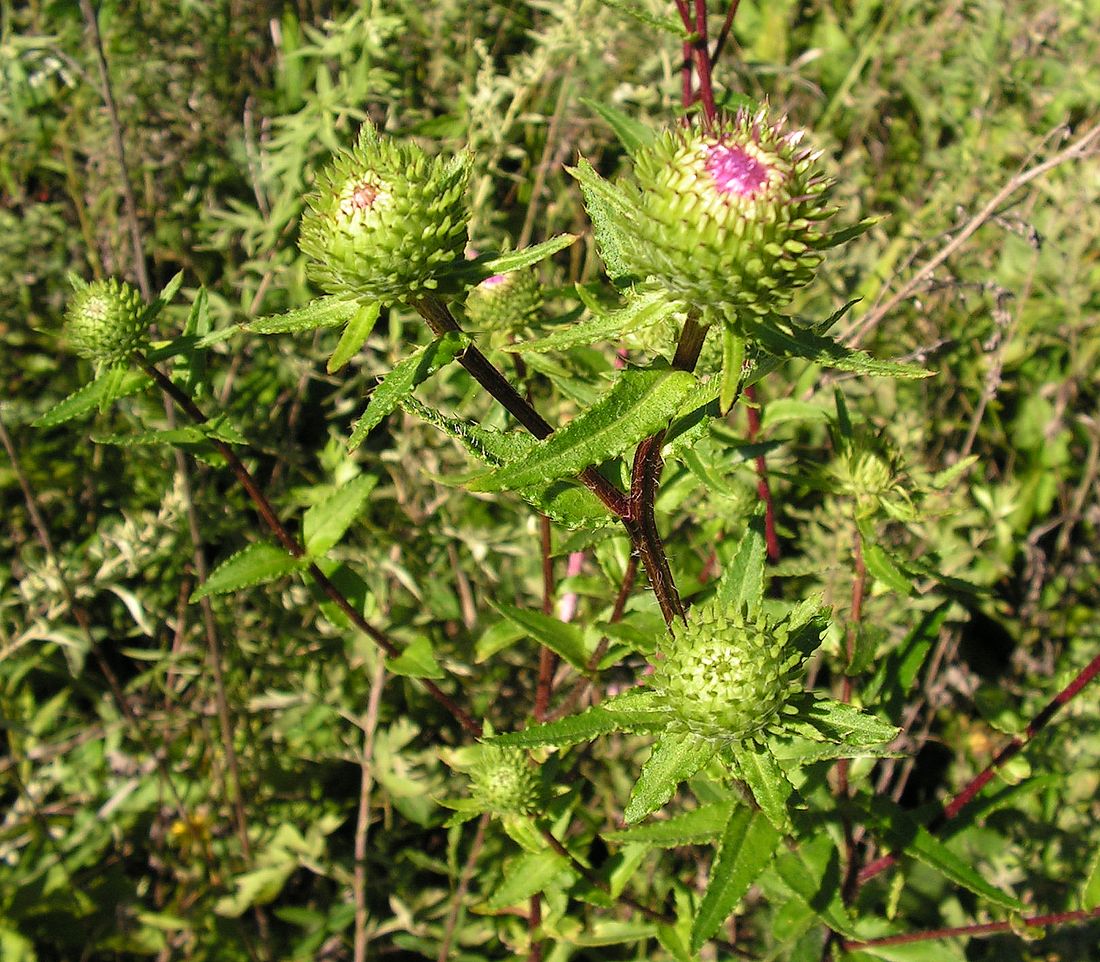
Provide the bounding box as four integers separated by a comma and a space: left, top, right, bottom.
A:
192, 542, 304, 601
492, 603, 590, 671
480, 234, 577, 274
34, 368, 151, 427
789, 694, 900, 747
716, 508, 767, 618
327, 301, 381, 373
489, 702, 670, 750
580, 97, 657, 154
862, 797, 1023, 911
625, 731, 717, 824
247, 294, 362, 334
569, 158, 637, 282
347, 332, 469, 450
691, 807, 782, 952
772, 835, 860, 938
485, 849, 576, 910
732, 742, 795, 835
302, 474, 378, 558
604, 801, 734, 848
467, 368, 696, 492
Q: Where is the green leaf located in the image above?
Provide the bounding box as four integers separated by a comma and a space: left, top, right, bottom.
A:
862, 797, 1023, 911
214, 864, 295, 917
327, 302, 381, 373
844, 943, 967, 962
865, 604, 948, 706
772, 835, 860, 938
34, 368, 151, 427
751, 315, 932, 379
302, 474, 378, 558
860, 538, 914, 596
481, 234, 577, 274
139, 270, 184, 326
692, 807, 782, 951
385, 636, 444, 679
348, 332, 470, 451
247, 295, 362, 334
604, 801, 734, 848
468, 368, 696, 492
625, 731, 717, 824
595, 0, 687, 36
789, 695, 900, 747
716, 509, 767, 618
489, 700, 670, 750
485, 850, 576, 910
569, 158, 637, 282
732, 742, 794, 834
492, 603, 590, 671
580, 98, 656, 154
192, 542, 304, 601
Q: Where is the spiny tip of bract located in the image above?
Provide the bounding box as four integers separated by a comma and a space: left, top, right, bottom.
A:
64, 277, 147, 364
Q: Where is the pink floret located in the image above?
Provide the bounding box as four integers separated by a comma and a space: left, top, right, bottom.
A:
704, 144, 772, 198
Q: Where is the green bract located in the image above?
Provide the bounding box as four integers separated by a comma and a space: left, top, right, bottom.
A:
298, 125, 472, 305
614, 107, 838, 323
64, 278, 147, 364
463, 269, 542, 332
656, 602, 804, 742
469, 745, 542, 817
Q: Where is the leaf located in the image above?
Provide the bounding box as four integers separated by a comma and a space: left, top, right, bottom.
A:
844, 943, 968, 962
860, 538, 914, 596
192, 543, 304, 601
140, 270, 184, 326
492, 603, 590, 671
214, 864, 295, 917
862, 797, 1023, 911
480, 234, 577, 274
468, 368, 696, 492
34, 368, 151, 427
715, 508, 767, 618
386, 636, 444, 679
751, 315, 932, 379
865, 604, 948, 706
732, 742, 794, 834
604, 801, 734, 848
247, 295, 362, 334
772, 835, 861, 938
484, 849, 575, 910
489, 701, 670, 750
580, 98, 656, 154
769, 734, 902, 766
625, 731, 717, 824
347, 332, 470, 450
505, 289, 677, 355
569, 158, 637, 282
789, 695, 900, 747
302, 474, 378, 558
327, 301, 381, 373
692, 807, 782, 951
595, 0, 687, 36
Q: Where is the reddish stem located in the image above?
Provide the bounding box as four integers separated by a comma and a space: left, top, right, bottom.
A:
692, 1, 718, 122
744, 385, 780, 561
534, 515, 557, 722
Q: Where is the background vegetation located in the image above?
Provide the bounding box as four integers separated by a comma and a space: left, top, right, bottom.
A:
1, 0, 1098, 959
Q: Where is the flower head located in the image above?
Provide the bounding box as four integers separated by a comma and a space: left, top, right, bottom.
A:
468, 745, 543, 817
299, 125, 472, 304
463, 268, 542, 333
64, 278, 147, 364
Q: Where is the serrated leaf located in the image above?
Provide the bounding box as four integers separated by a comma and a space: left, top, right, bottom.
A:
865, 604, 948, 706
605, 801, 734, 847
489, 701, 670, 750
348, 332, 469, 450
769, 734, 902, 766
468, 368, 696, 492
140, 270, 184, 326
751, 315, 932, 379
192, 542, 304, 601
732, 742, 794, 834
569, 158, 637, 282
692, 807, 782, 951
92, 426, 211, 448
772, 835, 860, 938
625, 731, 717, 824
484, 849, 575, 910
844, 942, 967, 962
302, 474, 378, 558
327, 302, 381, 373
505, 289, 677, 355
492, 603, 589, 671
34, 368, 151, 427
790, 695, 900, 747
716, 509, 767, 618
247, 295, 361, 334
580, 98, 656, 154
860, 537, 914, 596
478, 234, 576, 276
595, 0, 686, 35
385, 635, 443, 679
862, 797, 1023, 911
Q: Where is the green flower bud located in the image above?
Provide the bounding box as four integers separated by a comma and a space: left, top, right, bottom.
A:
615, 107, 840, 322
656, 603, 803, 742
469, 745, 542, 817
64, 278, 147, 364
463, 269, 542, 332
299, 125, 472, 304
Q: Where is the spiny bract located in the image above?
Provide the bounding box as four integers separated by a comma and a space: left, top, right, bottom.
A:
469, 745, 542, 817
615, 107, 841, 323
64, 278, 147, 364
299, 125, 472, 304
655, 602, 804, 741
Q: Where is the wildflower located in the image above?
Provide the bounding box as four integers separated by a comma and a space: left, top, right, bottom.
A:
64, 277, 147, 364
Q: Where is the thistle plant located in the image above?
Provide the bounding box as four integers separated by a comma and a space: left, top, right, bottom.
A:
63, 276, 147, 365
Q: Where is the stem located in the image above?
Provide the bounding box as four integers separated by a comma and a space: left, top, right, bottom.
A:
858, 647, 1100, 887
744, 385, 780, 561
629, 434, 685, 624
135, 353, 483, 739
534, 515, 557, 722
692, 0, 718, 122
352, 660, 386, 962
436, 815, 489, 962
